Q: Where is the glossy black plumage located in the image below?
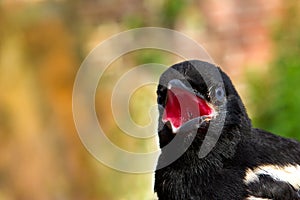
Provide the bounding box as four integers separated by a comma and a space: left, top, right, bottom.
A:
154, 60, 300, 200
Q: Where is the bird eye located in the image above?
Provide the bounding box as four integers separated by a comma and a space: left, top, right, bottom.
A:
215, 87, 225, 101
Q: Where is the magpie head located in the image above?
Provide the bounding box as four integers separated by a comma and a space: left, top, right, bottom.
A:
157, 60, 251, 153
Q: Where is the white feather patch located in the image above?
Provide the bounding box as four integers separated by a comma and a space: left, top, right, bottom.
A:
244, 164, 300, 189
245, 196, 271, 200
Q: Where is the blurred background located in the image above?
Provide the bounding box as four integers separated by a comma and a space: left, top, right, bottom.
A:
1, 0, 300, 199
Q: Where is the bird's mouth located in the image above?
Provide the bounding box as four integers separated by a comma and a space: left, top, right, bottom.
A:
162, 79, 215, 133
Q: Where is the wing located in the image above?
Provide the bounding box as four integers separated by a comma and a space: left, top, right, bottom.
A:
243, 128, 300, 199
250, 128, 300, 164
245, 172, 300, 199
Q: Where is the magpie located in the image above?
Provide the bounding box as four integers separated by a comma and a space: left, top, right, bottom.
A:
154, 60, 300, 200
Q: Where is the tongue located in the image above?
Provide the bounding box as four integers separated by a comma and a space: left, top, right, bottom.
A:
162, 87, 212, 129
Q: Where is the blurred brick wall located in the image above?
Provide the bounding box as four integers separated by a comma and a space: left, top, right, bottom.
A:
198, 0, 282, 76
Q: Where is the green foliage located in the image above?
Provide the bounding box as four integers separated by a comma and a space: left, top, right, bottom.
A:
124, 14, 145, 29
161, 0, 187, 27
249, 4, 300, 140
135, 49, 167, 65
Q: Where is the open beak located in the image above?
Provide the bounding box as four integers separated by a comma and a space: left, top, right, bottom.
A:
162, 79, 215, 133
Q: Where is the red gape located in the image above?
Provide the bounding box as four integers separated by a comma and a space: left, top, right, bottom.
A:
162, 87, 213, 129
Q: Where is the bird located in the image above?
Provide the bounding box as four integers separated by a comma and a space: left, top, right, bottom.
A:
154, 60, 300, 200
